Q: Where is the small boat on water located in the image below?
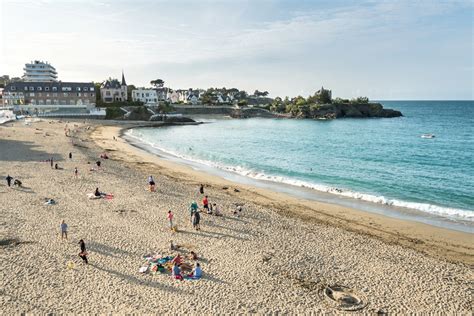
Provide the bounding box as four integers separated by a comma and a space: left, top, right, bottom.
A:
421, 133, 435, 139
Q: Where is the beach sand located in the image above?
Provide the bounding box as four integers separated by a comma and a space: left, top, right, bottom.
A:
0, 119, 472, 314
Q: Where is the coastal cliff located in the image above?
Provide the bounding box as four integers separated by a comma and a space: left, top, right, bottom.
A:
106, 103, 402, 121
292, 102, 403, 119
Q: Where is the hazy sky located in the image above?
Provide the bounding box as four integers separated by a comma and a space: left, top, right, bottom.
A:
0, 0, 472, 99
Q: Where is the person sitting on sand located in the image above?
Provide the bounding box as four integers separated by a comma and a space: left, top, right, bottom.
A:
55, 163, 59, 170
172, 262, 183, 280
148, 175, 156, 192
96, 161, 101, 168
199, 184, 204, 194
94, 187, 101, 197
189, 251, 198, 260
188, 262, 202, 279
171, 254, 183, 265
212, 203, 221, 216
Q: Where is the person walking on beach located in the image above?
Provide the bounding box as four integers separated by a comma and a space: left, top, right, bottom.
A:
189, 201, 198, 223
78, 239, 88, 264
192, 210, 201, 231
199, 184, 204, 194
50, 157, 54, 169
167, 210, 174, 230
5, 175, 13, 187
69, 152, 72, 160
148, 175, 156, 192
74, 167, 78, 178
60, 220, 68, 240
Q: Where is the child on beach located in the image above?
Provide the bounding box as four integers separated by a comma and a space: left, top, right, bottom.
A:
148, 175, 156, 192
60, 220, 68, 240
167, 210, 174, 230
202, 196, 209, 213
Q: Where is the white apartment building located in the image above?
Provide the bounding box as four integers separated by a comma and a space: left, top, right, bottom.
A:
23, 60, 58, 82
132, 89, 158, 105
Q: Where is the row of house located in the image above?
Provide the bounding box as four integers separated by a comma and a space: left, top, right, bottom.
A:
2, 61, 96, 108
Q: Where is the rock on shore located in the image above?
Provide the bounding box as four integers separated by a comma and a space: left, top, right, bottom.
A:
297, 103, 403, 119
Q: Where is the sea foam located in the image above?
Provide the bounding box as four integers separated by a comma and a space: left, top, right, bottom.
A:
126, 129, 474, 221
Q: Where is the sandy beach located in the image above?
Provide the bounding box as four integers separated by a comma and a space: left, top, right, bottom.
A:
1, 119, 472, 314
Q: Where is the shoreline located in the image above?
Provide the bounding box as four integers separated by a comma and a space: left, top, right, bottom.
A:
92, 122, 473, 265
124, 126, 473, 234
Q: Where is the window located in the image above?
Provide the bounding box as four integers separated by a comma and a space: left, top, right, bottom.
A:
52, 87, 58, 91
70, 100, 75, 105
76, 87, 81, 91
30, 92, 35, 97
53, 93, 58, 97
90, 93, 94, 97
37, 92, 42, 97
63, 93, 69, 97
46, 93, 50, 97
38, 100, 44, 105
77, 93, 81, 97
37, 86, 42, 91
53, 99, 59, 105
29, 86, 34, 91
24, 87, 28, 91
90, 87, 94, 92
46, 99, 51, 105
45, 87, 50, 91
106, 91, 111, 96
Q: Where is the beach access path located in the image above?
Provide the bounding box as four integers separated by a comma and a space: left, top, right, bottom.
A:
0, 119, 472, 314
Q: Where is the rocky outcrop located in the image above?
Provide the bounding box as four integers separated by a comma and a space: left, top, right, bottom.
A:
298, 103, 402, 119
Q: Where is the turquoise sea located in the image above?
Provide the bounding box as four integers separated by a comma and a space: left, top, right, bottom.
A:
126, 101, 474, 227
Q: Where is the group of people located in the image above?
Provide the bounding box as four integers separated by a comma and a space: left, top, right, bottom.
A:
171, 254, 202, 280
5, 174, 22, 187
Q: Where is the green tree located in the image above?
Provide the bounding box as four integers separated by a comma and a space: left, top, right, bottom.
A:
150, 79, 165, 88
317, 90, 332, 104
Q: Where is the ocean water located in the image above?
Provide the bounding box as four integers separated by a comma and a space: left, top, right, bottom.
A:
126, 101, 474, 223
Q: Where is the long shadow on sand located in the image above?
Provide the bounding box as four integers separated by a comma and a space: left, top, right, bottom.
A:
178, 229, 248, 241
0, 139, 63, 162
90, 263, 185, 293
88, 241, 134, 258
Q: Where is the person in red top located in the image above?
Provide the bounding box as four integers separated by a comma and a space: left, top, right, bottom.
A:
202, 196, 209, 213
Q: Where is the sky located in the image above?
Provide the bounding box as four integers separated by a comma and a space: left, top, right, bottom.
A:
0, 0, 472, 100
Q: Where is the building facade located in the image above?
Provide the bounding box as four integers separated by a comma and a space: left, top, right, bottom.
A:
100, 72, 127, 103
23, 60, 58, 82
2, 81, 96, 107
132, 88, 158, 105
